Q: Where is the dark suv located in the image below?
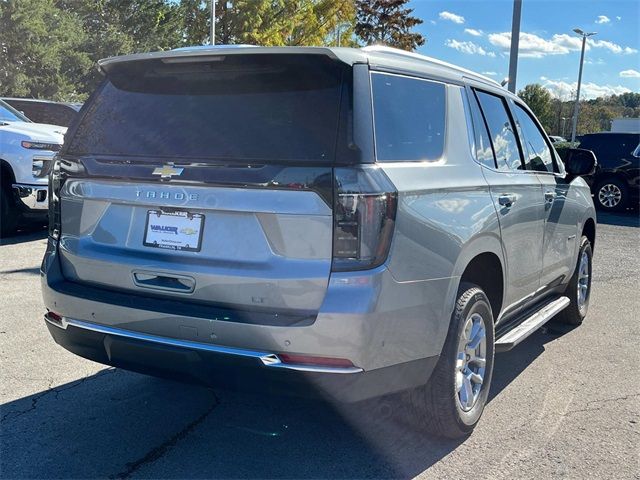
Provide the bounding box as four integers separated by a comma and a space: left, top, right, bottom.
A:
578, 132, 640, 211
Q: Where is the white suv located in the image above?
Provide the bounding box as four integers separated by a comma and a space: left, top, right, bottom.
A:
0, 99, 66, 235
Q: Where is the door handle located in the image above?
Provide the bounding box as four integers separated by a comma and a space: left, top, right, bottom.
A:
544, 191, 556, 203
133, 271, 195, 293
498, 193, 517, 208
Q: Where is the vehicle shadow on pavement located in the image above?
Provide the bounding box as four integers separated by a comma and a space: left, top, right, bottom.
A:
596, 210, 639, 227
0, 224, 47, 246
0, 324, 574, 479
491, 321, 577, 403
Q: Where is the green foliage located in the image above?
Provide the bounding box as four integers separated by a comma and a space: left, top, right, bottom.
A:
0, 0, 91, 101
551, 141, 578, 156
519, 84, 640, 137
0, 0, 357, 101
517, 84, 553, 132
355, 0, 425, 51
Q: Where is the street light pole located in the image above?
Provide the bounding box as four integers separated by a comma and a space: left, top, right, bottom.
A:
570, 29, 596, 143
335, 23, 351, 47
210, 0, 216, 45
507, 0, 522, 93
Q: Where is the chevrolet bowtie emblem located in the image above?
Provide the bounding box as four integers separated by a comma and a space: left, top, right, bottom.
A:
152, 165, 184, 179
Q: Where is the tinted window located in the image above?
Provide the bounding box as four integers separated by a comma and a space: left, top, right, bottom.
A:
372, 73, 445, 162
8, 101, 76, 126
580, 134, 640, 158
513, 103, 555, 173
475, 91, 523, 171
68, 55, 349, 163
467, 91, 496, 168
0, 100, 29, 122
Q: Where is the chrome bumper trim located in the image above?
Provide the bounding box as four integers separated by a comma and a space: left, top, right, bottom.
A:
44, 315, 363, 374
12, 183, 48, 210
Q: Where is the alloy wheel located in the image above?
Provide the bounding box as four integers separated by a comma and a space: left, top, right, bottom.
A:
577, 250, 590, 312
598, 183, 622, 208
455, 313, 487, 412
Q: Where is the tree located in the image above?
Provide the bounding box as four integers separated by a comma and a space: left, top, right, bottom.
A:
355, 0, 425, 51
0, 0, 91, 101
518, 84, 554, 132
179, 0, 356, 47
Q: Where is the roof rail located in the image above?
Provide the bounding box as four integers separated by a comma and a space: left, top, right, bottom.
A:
361, 45, 501, 87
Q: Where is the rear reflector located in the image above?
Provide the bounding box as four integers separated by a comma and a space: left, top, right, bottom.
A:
277, 353, 355, 368
45, 311, 63, 325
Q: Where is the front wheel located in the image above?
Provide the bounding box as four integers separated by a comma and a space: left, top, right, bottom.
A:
409, 283, 495, 438
0, 185, 18, 238
558, 236, 593, 325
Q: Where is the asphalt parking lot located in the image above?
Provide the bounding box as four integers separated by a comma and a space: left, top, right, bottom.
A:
1, 211, 638, 479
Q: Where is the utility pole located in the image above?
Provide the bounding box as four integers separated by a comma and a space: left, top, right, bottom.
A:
335, 23, 351, 47
570, 29, 597, 143
210, 0, 216, 45
507, 0, 522, 93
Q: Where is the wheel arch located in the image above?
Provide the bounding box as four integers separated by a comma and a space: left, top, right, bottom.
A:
0, 159, 16, 187
450, 234, 506, 321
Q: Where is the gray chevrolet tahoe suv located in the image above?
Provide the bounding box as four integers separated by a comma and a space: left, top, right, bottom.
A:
41, 46, 597, 438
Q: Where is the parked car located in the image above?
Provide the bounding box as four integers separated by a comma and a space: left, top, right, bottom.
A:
549, 135, 567, 143
0, 99, 66, 235
577, 132, 640, 211
2, 98, 81, 127
41, 46, 597, 438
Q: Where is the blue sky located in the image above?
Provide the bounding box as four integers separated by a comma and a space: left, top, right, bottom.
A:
408, 0, 640, 99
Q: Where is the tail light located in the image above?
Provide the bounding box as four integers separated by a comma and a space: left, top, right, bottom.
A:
332, 166, 397, 271
48, 157, 63, 239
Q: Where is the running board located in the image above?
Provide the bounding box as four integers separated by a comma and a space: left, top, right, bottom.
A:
495, 296, 570, 352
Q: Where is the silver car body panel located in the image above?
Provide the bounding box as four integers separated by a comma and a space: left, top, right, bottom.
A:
58, 179, 333, 312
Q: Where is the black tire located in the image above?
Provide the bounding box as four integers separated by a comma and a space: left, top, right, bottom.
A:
594, 177, 628, 211
0, 184, 18, 238
557, 236, 593, 326
408, 283, 495, 439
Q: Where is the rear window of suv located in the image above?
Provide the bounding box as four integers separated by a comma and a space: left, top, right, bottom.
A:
371, 72, 446, 162
67, 54, 351, 163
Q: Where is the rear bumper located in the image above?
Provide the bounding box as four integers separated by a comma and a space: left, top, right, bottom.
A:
45, 314, 438, 402
41, 238, 450, 401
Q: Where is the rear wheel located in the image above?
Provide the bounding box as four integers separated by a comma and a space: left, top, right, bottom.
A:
409, 283, 495, 438
595, 178, 628, 211
0, 184, 18, 237
558, 236, 592, 326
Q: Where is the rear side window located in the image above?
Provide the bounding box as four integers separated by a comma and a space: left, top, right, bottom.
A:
513, 103, 556, 173
467, 91, 496, 168
371, 73, 445, 162
474, 90, 523, 171
68, 55, 350, 163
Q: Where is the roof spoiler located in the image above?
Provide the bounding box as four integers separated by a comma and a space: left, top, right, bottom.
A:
97, 46, 345, 76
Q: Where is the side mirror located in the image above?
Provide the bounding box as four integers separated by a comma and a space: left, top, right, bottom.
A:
564, 148, 597, 178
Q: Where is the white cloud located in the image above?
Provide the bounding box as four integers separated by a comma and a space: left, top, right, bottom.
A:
445, 39, 496, 57
542, 79, 632, 100
439, 11, 465, 24
616, 16, 622, 21
482, 71, 498, 76
591, 39, 638, 55
464, 28, 483, 37
596, 15, 610, 24
488, 32, 569, 58
488, 31, 638, 58
620, 69, 640, 78
430, 20, 436, 25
